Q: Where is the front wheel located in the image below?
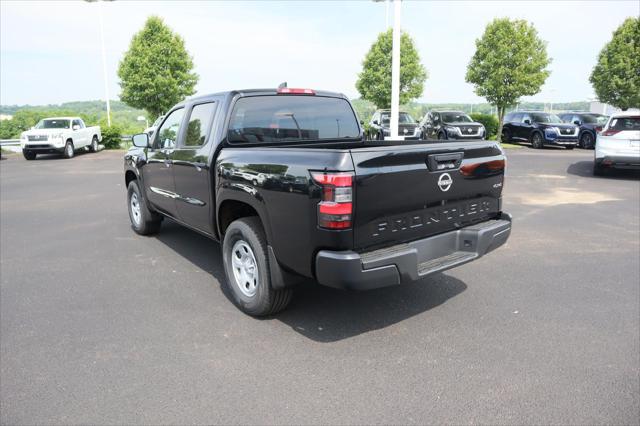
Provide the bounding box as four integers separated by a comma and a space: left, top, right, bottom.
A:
580, 132, 594, 149
89, 136, 99, 153
22, 150, 36, 160
531, 132, 544, 149
437, 132, 446, 140
222, 217, 293, 316
127, 180, 162, 235
62, 140, 74, 158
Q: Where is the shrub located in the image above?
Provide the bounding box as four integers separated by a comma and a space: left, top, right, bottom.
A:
470, 113, 499, 139
101, 125, 123, 149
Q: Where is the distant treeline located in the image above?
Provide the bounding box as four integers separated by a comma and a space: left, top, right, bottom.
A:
0, 98, 590, 140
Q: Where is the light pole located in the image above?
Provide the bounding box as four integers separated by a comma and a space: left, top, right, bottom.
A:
388, 0, 401, 140
85, 0, 112, 126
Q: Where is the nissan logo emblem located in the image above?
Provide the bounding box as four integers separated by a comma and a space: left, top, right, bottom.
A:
438, 173, 453, 192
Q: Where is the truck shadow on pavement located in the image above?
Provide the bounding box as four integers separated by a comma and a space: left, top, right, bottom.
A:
155, 220, 468, 343
567, 160, 640, 180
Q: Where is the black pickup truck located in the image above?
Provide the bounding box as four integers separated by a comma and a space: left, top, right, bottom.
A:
124, 88, 512, 316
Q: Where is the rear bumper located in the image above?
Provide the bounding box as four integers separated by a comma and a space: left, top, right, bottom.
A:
315, 213, 512, 290
595, 155, 640, 170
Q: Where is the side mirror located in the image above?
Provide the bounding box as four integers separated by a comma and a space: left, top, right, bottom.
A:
372, 120, 379, 125
524, 119, 531, 125
573, 120, 582, 126
72, 125, 80, 131
132, 133, 150, 148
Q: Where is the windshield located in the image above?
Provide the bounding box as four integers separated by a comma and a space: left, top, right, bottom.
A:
531, 113, 562, 123
609, 116, 640, 131
380, 112, 416, 125
227, 95, 360, 143
35, 119, 70, 129
441, 112, 472, 123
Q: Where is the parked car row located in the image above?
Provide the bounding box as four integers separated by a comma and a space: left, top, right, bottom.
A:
365, 109, 487, 141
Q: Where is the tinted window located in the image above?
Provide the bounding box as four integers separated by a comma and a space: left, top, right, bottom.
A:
609, 117, 640, 131
531, 113, 562, 123
580, 114, 608, 124
154, 108, 184, 149
380, 112, 416, 124
228, 96, 359, 143
522, 114, 532, 123
441, 112, 472, 123
184, 102, 215, 147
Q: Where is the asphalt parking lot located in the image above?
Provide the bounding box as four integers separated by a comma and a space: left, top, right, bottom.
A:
1, 147, 638, 425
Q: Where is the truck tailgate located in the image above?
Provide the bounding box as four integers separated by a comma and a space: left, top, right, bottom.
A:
350, 141, 505, 251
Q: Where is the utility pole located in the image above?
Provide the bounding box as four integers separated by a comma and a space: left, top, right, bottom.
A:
388, 0, 401, 140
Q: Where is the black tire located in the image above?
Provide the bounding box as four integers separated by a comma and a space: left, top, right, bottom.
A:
222, 217, 293, 316
22, 150, 36, 160
580, 132, 594, 149
437, 132, 446, 140
531, 132, 544, 149
89, 136, 99, 153
501, 129, 511, 143
62, 140, 74, 158
127, 180, 162, 235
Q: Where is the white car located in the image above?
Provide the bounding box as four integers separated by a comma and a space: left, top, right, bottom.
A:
20, 117, 102, 160
594, 112, 640, 175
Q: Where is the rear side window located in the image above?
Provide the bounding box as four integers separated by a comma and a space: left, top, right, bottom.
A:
609, 117, 640, 131
184, 102, 216, 147
227, 96, 360, 143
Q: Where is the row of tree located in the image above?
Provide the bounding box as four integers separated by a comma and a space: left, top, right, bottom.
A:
355, 17, 639, 141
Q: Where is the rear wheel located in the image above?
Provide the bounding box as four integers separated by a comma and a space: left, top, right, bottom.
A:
22, 150, 36, 160
63, 140, 74, 158
89, 136, 99, 153
501, 129, 511, 143
580, 132, 594, 149
127, 180, 162, 235
222, 217, 293, 316
531, 132, 544, 149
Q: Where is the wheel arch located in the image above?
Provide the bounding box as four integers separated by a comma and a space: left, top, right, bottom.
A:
217, 197, 272, 244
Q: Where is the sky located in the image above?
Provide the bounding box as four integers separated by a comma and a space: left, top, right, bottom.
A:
1, 0, 638, 106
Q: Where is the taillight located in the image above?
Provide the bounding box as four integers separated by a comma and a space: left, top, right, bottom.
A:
311, 171, 354, 229
460, 159, 505, 177
277, 88, 316, 95
600, 129, 620, 136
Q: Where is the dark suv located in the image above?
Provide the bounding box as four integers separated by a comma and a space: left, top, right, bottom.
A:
502, 112, 578, 149
366, 110, 421, 140
558, 112, 608, 149
420, 111, 486, 140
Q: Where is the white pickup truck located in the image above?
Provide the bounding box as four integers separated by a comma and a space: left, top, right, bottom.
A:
20, 117, 101, 160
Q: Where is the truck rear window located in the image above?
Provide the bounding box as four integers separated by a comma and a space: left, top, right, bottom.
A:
227, 96, 360, 143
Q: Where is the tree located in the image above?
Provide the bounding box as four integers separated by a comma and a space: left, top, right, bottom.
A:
466, 18, 551, 142
356, 29, 427, 109
118, 16, 198, 119
590, 17, 640, 111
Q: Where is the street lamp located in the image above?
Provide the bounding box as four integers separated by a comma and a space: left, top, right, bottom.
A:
85, 0, 112, 127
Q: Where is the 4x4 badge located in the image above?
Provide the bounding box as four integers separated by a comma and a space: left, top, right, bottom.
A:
438, 173, 453, 192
